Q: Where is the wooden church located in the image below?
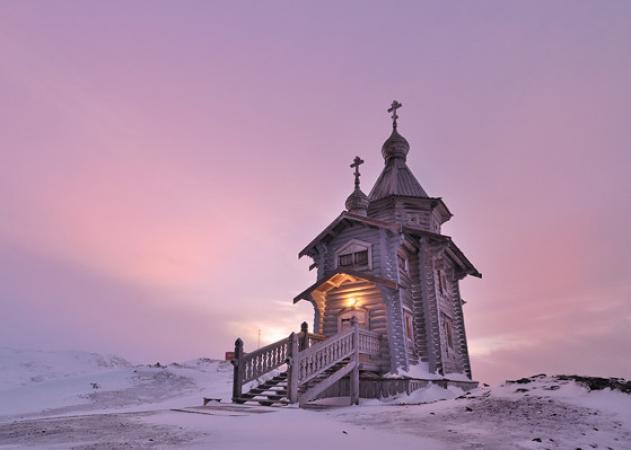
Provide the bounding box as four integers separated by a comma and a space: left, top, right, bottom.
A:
230, 101, 480, 407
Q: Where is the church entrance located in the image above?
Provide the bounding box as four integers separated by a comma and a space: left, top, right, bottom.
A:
337, 308, 368, 332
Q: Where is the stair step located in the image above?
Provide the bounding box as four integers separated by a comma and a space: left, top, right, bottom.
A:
264, 394, 287, 401
252, 383, 286, 390
259, 382, 287, 389
248, 388, 288, 395
235, 397, 289, 407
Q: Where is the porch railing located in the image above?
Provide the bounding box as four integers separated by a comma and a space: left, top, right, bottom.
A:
231, 319, 382, 405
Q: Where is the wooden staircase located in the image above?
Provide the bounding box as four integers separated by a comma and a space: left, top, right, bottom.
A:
235, 372, 289, 406
230, 320, 381, 408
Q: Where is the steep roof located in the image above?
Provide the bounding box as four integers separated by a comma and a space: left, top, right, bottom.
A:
368, 157, 428, 201
368, 126, 428, 201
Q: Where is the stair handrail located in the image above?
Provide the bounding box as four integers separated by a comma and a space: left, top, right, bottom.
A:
288, 318, 363, 405
295, 327, 356, 387
306, 332, 327, 346
231, 335, 290, 401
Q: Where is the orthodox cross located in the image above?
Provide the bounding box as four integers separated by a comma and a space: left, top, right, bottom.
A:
350, 156, 364, 189
388, 100, 402, 129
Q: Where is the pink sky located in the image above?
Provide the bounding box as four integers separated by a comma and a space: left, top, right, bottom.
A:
1, 1, 630, 384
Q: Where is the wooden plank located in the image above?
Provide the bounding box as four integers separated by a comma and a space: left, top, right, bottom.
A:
351, 321, 360, 405
299, 360, 357, 407
287, 333, 299, 403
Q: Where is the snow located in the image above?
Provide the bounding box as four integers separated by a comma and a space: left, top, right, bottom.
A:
0, 348, 232, 419
1, 348, 630, 449
384, 362, 472, 382
362, 383, 464, 405
384, 361, 442, 379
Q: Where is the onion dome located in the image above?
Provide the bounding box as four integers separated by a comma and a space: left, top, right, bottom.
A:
345, 187, 369, 216
368, 100, 429, 201
381, 128, 410, 161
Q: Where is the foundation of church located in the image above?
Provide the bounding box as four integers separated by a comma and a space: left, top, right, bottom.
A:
318, 374, 478, 400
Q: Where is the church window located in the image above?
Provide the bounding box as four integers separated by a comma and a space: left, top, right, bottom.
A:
335, 239, 372, 270
398, 254, 408, 273
337, 309, 368, 331
437, 268, 449, 296
339, 253, 354, 267
404, 310, 414, 341
441, 313, 455, 352
354, 250, 368, 266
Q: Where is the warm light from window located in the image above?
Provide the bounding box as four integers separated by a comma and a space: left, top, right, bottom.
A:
348, 297, 358, 308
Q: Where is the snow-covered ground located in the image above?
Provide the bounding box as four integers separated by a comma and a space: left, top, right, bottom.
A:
0, 348, 629, 449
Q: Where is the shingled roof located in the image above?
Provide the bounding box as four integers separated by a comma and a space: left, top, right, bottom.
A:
368, 156, 428, 200
368, 126, 428, 201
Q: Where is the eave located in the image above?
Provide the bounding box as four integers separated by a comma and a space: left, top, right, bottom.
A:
298, 212, 397, 259
401, 225, 481, 279
293, 269, 398, 304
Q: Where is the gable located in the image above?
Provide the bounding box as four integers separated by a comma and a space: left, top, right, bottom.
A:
298, 212, 396, 259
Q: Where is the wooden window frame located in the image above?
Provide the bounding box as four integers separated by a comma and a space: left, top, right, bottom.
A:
338, 253, 353, 267
403, 309, 414, 342
440, 312, 455, 353
398, 254, 408, 274
334, 239, 372, 270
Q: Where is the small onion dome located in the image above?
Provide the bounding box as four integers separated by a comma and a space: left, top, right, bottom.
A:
345, 187, 369, 216
381, 128, 410, 161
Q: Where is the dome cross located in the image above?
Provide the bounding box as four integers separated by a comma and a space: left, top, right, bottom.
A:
388, 100, 403, 129
350, 156, 365, 189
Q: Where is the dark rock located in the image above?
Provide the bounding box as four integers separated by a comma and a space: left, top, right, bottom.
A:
507, 377, 532, 384
556, 375, 631, 393
532, 438, 542, 442
515, 388, 529, 393
465, 407, 473, 412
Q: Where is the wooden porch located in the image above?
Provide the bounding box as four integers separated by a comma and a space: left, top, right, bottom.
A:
230, 319, 382, 407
